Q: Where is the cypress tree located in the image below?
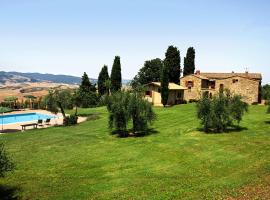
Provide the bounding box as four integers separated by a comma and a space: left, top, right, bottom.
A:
183, 47, 195, 76
110, 56, 122, 92
80, 72, 96, 93
164, 46, 181, 84
98, 65, 110, 95
161, 63, 169, 107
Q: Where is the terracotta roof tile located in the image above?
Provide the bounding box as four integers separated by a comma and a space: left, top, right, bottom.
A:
200, 72, 262, 80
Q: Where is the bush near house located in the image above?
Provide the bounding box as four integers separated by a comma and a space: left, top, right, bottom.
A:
197, 90, 248, 133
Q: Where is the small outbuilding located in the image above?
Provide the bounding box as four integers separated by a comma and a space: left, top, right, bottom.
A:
144, 82, 187, 106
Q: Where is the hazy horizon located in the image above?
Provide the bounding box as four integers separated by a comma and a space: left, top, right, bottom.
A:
0, 0, 270, 83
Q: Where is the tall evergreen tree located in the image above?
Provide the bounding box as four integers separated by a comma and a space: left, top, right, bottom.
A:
80, 72, 96, 93
110, 56, 122, 92
183, 47, 195, 76
98, 65, 110, 95
164, 46, 181, 84
161, 63, 169, 107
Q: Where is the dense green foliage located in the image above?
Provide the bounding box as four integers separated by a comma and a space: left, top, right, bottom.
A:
80, 72, 96, 93
1, 104, 270, 199
110, 56, 122, 92
197, 91, 248, 132
160, 63, 169, 107
97, 65, 110, 95
107, 91, 156, 136
77, 72, 99, 108
164, 45, 181, 84
63, 114, 78, 126
107, 92, 130, 136
128, 93, 156, 135
0, 143, 14, 178
0, 107, 12, 113
262, 84, 270, 100
43, 90, 59, 114
131, 58, 163, 88
183, 47, 195, 76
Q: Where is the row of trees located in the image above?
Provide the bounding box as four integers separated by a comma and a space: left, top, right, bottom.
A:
97, 56, 122, 96
161, 46, 195, 106
131, 46, 195, 88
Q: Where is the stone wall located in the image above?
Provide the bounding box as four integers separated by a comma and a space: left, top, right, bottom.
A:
180, 75, 260, 104
214, 76, 260, 104
180, 75, 202, 101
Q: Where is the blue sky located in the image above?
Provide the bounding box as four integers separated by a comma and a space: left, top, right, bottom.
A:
0, 0, 269, 83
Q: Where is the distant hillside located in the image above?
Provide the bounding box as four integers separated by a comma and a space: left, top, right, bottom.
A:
0, 71, 94, 85
0, 71, 130, 85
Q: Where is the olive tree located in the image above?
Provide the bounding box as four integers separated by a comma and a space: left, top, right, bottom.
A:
107, 91, 156, 137
197, 91, 248, 133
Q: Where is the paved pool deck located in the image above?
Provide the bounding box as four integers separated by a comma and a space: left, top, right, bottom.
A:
0, 109, 87, 134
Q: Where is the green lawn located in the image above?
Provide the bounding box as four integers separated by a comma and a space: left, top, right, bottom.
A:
1, 104, 270, 200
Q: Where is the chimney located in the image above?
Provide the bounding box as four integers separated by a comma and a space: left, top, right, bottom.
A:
195, 70, 200, 75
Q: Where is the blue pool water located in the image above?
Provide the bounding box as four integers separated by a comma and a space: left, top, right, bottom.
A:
0, 113, 56, 125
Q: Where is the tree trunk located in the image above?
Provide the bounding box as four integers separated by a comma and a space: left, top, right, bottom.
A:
57, 102, 66, 118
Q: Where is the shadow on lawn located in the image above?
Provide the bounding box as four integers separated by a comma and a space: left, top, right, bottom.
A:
0, 185, 21, 200
197, 125, 248, 134
0, 129, 20, 134
265, 121, 270, 124
111, 128, 159, 138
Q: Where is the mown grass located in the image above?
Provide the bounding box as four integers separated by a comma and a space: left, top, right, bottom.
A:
0, 104, 270, 199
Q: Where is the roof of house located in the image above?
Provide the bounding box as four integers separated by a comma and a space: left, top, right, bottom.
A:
181, 72, 262, 81
200, 72, 262, 80
148, 82, 187, 90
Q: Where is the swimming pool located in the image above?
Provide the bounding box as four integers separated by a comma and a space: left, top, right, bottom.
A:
0, 113, 56, 125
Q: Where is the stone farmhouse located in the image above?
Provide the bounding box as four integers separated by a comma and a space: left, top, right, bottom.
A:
180, 70, 262, 104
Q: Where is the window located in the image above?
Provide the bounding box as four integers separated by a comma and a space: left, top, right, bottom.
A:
185, 81, 194, 89
145, 91, 152, 97
158, 88, 161, 93
232, 79, 238, 83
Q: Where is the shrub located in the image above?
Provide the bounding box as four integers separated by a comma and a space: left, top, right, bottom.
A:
107, 91, 156, 137
197, 91, 248, 133
0, 143, 15, 178
128, 93, 156, 135
63, 114, 78, 126
107, 92, 130, 136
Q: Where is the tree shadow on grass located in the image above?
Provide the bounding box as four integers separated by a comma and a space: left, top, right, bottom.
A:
0, 185, 21, 200
265, 121, 270, 124
111, 128, 159, 138
0, 129, 20, 134
197, 125, 248, 134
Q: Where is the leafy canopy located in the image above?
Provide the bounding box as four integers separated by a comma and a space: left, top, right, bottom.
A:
197, 90, 248, 133
131, 58, 163, 88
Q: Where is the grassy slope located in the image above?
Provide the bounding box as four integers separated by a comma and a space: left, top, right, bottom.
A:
1, 104, 270, 200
